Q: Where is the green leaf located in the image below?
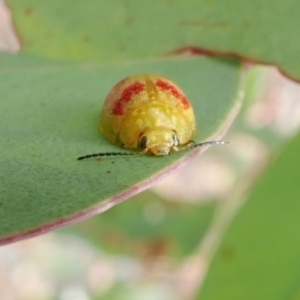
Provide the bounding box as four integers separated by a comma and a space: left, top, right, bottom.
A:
59, 190, 216, 259
7, 0, 300, 80
0, 53, 241, 245
198, 132, 300, 300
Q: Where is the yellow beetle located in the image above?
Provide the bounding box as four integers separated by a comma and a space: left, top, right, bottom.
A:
99, 74, 196, 155
78, 74, 227, 160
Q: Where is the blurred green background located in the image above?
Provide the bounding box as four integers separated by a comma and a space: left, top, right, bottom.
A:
1, 1, 300, 299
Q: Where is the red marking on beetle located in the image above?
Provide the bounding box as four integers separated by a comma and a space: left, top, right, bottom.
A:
106, 78, 128, 101
112, 81, 145, 115
156, 79, 190, 109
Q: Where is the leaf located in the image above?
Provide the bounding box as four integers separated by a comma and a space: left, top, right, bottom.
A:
6, 0, 300, 81
0, 53, 241, 245
198, 132, 300, 300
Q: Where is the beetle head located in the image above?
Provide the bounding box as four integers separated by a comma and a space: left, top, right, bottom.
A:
138, 128, 179, 155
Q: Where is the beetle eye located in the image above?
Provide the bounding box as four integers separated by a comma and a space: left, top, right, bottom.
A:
173, 135, 179, 146
139, 136, 148, 148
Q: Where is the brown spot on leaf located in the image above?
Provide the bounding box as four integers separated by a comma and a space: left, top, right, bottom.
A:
82, 35, 90, 43
179, 20, 203, 27
136, 238, 172, 259
25, 8, 33, 16
179, 20, 227, 28
220, 244, 236, 261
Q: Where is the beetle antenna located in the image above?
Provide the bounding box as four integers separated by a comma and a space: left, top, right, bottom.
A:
78, 141, 229, 160
77, 151, 138, 160
181, 140, 229, 151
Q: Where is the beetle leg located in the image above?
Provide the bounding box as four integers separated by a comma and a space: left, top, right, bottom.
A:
139, 148, 149, 155
171, 146, 179, 152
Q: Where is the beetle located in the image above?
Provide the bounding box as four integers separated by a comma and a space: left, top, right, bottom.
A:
77, 74, 227, 160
